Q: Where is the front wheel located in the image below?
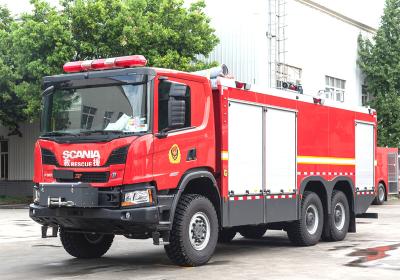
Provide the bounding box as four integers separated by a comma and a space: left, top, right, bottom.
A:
60, 228, 114, 258
373, 183, 386, 205
164, 194, 218, 266
287, 191, 324, 246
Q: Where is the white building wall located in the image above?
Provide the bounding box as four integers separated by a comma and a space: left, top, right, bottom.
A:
285, 0, 375, 106
0, 122, 40, 181
200, 0, 384, 106
201, 0, 270, 88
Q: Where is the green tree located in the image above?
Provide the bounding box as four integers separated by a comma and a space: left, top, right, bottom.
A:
358, 0, 400, 147
0, 0, 219, 133
0, 5, 26, 135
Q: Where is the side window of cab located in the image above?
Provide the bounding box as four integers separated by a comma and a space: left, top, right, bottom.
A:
158, 80, 191, 132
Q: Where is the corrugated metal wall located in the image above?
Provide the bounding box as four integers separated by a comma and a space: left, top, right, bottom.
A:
202, 0, 270, 88
0, 121, 40, 181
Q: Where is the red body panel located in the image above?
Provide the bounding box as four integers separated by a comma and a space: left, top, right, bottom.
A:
376, 147, 398, 194
34, 68, 376, 202
218, 84, 377, 197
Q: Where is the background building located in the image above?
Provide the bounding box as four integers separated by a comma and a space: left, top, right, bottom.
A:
0, 0, 385, 196
201, 0, 384, 106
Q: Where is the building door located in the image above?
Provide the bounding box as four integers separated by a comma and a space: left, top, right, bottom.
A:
0, 140, 8, 180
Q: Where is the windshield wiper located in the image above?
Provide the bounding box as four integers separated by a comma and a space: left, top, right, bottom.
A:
42, 131, 76, 137
78, 129, 123, 134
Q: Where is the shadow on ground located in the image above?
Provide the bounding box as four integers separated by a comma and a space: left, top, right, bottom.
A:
30, 234, 293, 277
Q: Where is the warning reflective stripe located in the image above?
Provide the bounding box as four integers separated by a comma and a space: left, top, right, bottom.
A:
297, 156, 355, 166
358, 191, 374, 195
221, 151, 229, 161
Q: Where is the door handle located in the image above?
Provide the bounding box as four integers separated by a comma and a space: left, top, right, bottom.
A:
187, 148, 197, 161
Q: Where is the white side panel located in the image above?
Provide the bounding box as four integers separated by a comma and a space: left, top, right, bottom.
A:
355, 122, 374, 191
228, 102, 263, 195
265, 108, 297, 194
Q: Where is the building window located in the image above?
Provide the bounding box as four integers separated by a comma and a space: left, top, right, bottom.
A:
0, 140, 8, 180
103, 111, 114, 128
276, 64, 302, 91
81, 105, 97, 129
325, 76, 345, 102
362, 85, 373, 106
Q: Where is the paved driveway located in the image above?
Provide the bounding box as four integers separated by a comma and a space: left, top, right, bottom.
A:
0, 201, 399, 280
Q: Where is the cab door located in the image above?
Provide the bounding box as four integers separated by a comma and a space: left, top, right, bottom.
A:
152, 76, 213, 190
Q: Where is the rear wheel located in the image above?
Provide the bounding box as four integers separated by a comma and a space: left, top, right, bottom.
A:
239, 225, 267, 239
218, 228, 237, 243
287, 191, 324, 246
322, 190, 350, 241
60, 228, 114, 258
373, 183, 386, 205
164, 194, 218, 266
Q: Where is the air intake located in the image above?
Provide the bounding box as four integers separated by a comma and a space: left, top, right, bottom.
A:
41, 148, 59, 166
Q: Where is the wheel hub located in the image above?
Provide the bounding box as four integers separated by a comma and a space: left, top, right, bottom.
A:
305, 204, 319, 235
189, 212, 211, 251
334, 202, 345, 231
379, 186, 385, 201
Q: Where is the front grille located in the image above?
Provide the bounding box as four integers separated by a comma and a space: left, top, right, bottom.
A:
41, 148, 59, 166
57, 172, 110, 183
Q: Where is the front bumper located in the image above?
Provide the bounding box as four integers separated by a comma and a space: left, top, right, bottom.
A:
29, 182, 173, 235
29, 203, 161, 234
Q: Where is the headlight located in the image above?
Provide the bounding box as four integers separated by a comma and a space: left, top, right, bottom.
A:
121, 189, 153, 207
33, 188, 40, 204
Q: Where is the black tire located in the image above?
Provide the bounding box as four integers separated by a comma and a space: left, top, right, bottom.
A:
373, 183, 386, 205
59, 228, 114, 259
287, 191, 324, 246
218, 228, 236, 243
164, 194, 218, 266
322, 190, 350, 242
238, 225, 267, 239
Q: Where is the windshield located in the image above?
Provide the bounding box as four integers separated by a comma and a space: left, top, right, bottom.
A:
42, 81, 150, 135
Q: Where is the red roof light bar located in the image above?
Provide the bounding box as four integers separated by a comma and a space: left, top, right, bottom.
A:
63, 55, 147, 73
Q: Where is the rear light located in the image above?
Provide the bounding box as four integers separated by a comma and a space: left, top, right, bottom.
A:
63, 55, 147, 73
313, 97, 324, 105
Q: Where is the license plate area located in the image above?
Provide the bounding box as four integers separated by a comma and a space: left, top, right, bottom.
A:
38, 183, 98, 208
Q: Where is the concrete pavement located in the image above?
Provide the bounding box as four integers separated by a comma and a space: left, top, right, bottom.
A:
0, 201, 399, 280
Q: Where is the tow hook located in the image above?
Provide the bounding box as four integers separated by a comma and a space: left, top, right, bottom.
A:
41, 225, 58, 238
48, 197, 75, 207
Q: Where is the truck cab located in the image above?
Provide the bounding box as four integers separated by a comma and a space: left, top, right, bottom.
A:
30, 55, 219, 266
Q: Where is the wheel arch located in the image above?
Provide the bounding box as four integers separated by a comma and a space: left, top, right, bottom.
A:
169, 168, 221, 226
299, 176, 331, 220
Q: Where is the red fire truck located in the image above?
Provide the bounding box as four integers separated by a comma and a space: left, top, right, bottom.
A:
374, 147, 399, 204
29, 55, 377, 266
